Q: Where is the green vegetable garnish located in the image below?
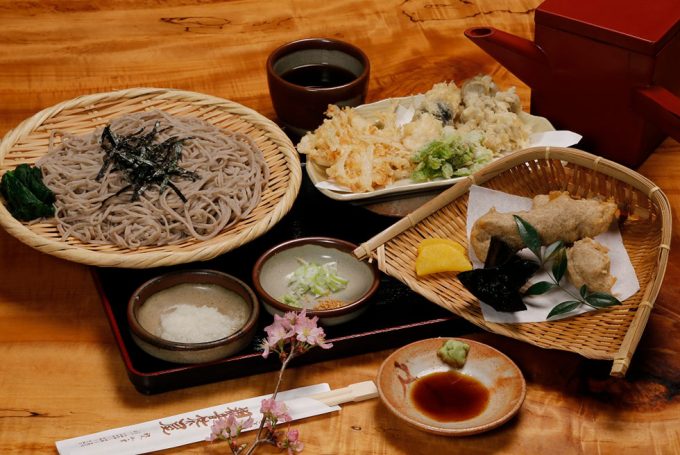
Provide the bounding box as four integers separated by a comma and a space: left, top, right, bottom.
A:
282, 259, 349, 308
410, 132, 493, 182
437, 340, 470, 368
0, 163, 55, 221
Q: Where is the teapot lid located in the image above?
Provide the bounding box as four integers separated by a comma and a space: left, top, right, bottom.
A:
536, 0, 680, 55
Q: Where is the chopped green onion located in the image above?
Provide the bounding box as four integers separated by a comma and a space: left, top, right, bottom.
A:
281, 259, 349, 308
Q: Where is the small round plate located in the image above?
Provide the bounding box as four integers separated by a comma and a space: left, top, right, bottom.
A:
377, 337, 526, 436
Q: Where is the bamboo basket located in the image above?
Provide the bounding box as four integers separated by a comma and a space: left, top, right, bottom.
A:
354, 147, 671, 376
0, 88, 301, 268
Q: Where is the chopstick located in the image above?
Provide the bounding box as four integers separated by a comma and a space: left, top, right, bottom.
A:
308, 381, 378, 406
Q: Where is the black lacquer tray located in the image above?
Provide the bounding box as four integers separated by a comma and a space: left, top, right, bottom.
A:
94, 170, 474, 394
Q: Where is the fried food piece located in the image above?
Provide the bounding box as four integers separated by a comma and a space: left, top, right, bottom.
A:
566, 238, 616, 293
470, 192, 617, 261
419, 81, 461, 125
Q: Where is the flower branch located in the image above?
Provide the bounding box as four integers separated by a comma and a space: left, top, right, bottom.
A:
207, 310, 332, 454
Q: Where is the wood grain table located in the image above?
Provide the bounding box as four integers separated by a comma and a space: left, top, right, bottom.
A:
1, 1, 679, 453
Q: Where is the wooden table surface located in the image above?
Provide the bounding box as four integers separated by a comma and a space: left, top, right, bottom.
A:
2, 1, 680, 454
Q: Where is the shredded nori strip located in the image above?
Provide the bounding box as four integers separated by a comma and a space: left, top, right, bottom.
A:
96, 121, 198, 202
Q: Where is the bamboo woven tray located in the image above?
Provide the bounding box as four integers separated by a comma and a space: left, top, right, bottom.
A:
354, 147, 671, 376
0, 88, 301, 268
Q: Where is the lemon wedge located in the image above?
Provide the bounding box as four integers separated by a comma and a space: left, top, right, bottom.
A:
416, 238, 466, 255
415, 240, 472, 276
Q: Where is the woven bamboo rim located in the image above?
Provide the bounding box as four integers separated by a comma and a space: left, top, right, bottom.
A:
0, 87, 302, 268
355, 146, 671, 377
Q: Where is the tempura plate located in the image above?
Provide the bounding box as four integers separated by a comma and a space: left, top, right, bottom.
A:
305, 95, 559, 202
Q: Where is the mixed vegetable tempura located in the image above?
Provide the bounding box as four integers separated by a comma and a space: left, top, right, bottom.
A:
298, 75, 530, 192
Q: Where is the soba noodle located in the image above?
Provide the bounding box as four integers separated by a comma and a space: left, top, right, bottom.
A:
37, 110, 269, 249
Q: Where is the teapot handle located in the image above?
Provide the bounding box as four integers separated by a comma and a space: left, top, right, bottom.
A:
633, 86, 680, 142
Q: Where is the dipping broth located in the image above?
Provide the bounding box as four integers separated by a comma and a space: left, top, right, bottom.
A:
410, 370, 490, 421
137, 283, 250, 343
281, 63, 357, 88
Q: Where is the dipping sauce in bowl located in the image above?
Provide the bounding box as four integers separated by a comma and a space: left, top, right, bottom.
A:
377, 337, 525, 436
128, 269, 259, 364
266, 37, 370, 136
280, 64, 357, 88
411, 370, 490, 422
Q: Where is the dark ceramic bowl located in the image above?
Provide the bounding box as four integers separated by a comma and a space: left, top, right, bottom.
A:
127, 269, 260, 364
266, 37, 370, 136
252, 237, 380, 326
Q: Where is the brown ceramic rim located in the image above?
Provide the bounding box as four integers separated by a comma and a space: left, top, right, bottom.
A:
127, 269, 260, 351
376, 337, 527, 436
252, 236, 380, 317
266, 38, 370, 92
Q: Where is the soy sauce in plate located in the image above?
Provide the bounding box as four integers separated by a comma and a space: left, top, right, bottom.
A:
281, 64, 357, 88
410, 370, 490, 421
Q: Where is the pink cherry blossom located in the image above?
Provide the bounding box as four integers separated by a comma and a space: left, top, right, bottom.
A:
259, 338, 272, 359
293, 313, 332, 349
277, 428, 305, 454
265, 316, 294, 344
261, 313, 298, 358
206, 416, 228, 442
280, 310, 298, 328
207, 414, 253, 442
260, 398, 292, 425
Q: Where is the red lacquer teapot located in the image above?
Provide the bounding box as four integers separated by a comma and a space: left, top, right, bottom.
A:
465, 0, 680, 168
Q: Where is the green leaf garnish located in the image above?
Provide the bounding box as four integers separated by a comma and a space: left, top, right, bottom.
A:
524, 281, 557, 296
511, 217, 621, 320
547, 300, 582, 319
585, 292, 621, 308
513, 215, 542, 260
544, 240, 564, 262
551, 249, 567, 283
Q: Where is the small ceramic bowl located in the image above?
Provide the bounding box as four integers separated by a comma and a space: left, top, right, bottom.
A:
127, 269, 260, 364
252, 237, 380, 326
266, 37, 370, 136
377, 337, 526, 436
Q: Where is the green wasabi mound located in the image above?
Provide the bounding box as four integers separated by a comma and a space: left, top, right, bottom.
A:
437, 339, 470, 368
